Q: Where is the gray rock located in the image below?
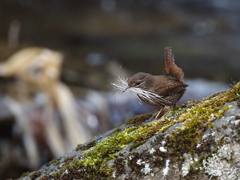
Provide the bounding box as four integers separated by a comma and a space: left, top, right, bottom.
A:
19, 83, 240, 180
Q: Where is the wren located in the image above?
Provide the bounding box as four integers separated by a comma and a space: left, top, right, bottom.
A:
124, 47, 188, 120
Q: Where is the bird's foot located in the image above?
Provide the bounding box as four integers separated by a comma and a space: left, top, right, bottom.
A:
146, 106, 174, 124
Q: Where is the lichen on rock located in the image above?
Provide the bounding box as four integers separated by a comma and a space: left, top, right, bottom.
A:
19, 82, 240, 180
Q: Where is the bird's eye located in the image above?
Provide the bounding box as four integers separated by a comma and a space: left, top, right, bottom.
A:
136, 81, 141, 85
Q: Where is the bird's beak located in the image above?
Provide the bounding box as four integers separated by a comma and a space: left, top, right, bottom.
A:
123, 86, 130, 92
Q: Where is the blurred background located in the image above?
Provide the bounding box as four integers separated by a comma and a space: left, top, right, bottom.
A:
0, 0, 239, 179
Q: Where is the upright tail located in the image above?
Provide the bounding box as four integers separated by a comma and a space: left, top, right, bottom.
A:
164, 47, 184, 81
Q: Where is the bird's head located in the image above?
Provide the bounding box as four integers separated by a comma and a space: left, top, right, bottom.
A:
123, 72, 150, 92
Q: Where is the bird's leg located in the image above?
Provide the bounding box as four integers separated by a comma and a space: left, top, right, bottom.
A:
158, 106, 173, 120
153, 105, 175, 121
154, 108, 163, 120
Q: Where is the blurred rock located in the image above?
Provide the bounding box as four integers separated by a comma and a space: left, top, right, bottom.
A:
181, 78, 229, 103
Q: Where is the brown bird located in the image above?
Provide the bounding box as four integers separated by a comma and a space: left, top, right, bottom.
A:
123, 47, 188, 120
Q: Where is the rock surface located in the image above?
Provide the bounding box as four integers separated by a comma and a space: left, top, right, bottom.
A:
18, 83, 240, 180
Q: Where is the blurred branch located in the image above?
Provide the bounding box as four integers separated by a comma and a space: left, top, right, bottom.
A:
8, 20, 21, 52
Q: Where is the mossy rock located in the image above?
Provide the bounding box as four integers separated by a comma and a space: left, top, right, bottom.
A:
19, 82, 240, 180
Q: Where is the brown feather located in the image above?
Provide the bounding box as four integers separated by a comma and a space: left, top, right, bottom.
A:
164, 47, 184, 81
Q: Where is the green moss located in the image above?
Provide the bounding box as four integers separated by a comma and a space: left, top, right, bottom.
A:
47, 158, 60, 166
129, 141, 145, 151
27, 82, 240, 179
76, 139, 97, 151
21, 171, 30, 177
81, 127, 136, 166
125, 113, 153, 125
64, 156, 75, 164
30, 171, 41, 179
162, 82, 240, 175
108, 127, 122, 136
